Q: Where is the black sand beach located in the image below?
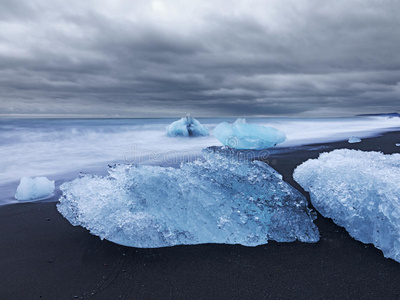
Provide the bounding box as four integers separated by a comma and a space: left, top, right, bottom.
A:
1, 131, 400, 299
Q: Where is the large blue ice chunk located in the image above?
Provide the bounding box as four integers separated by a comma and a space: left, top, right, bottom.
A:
57, 150, 319, 248
294, 149, 400, 262
166, 114, 209, 137
213, 119, 286, 150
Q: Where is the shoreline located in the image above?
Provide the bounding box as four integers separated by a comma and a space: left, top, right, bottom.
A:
1, 131, 400, 299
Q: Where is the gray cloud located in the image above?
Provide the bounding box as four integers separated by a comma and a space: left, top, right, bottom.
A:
0, 0, 399, 117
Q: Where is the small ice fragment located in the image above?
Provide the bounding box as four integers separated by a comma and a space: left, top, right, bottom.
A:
213, 118, 286, 150
166, 114, 209, 137
348, 136, 362, 143
15, 176, 55, 201
396, 143, 400, 147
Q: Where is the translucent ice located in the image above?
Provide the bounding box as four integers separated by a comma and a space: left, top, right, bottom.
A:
166, 114, 209, 137
57, 149, 319, 248
294, 149, 400, 262
15, 176, 55, 201
213, 119, 286, 150
348, 136, 362, 143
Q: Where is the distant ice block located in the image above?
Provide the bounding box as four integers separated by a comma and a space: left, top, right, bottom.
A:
348, 136, 362, 143
213, 118, 286, 150
166, 114, 209, 137
57, 150, 319, 248
15, 177, 55, 201
396, 143, 400, 147
294, 149, 400, 262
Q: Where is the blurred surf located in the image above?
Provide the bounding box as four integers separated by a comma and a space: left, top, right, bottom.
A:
0, 116, 399, 205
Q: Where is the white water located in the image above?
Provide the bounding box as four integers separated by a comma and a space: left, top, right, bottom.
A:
1, 116, 399, 205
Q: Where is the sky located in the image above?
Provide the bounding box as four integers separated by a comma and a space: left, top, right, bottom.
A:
0, 0, 399, 117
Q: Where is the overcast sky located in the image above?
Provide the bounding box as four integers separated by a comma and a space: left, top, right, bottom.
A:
1, 0, 399, 117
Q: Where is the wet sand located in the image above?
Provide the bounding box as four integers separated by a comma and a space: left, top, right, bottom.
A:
1, 131, 400, 299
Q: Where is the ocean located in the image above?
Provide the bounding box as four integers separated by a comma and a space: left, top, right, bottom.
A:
1, 116, 399, 205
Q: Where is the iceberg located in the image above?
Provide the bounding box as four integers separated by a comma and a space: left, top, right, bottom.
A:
396, 143, 400, 147
57, 149, 319, 248
15, 176, 55, 201
166, 114, 209, 137
213, 119, 286, 150
348, 136, 362, 143
294, 149, 400, 262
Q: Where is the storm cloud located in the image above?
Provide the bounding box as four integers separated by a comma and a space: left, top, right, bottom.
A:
0, 0, 399, 117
